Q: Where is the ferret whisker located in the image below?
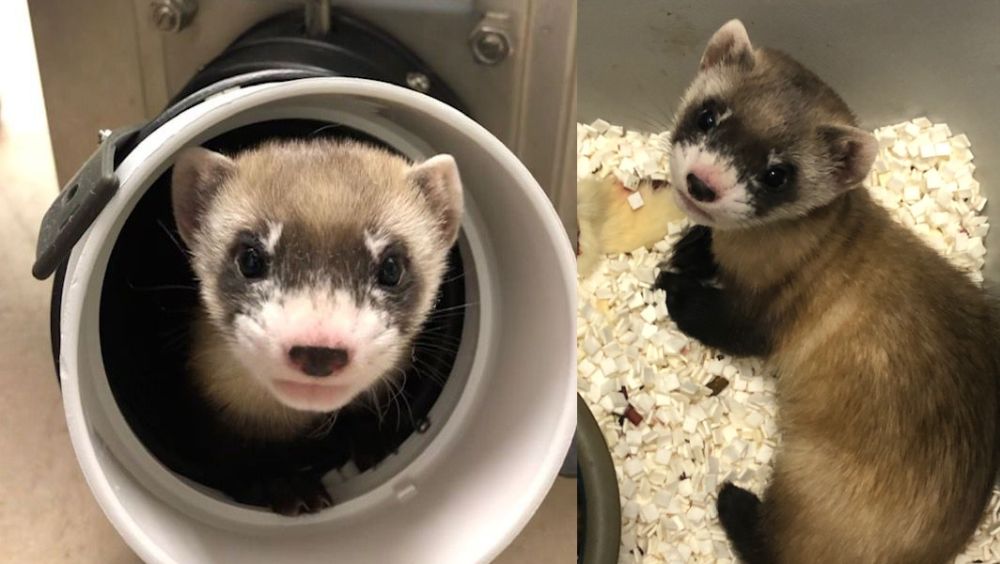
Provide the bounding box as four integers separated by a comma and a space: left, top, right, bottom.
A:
416, 329, 462, 344
432, 300, 478, 312
422, 310, 473, 323
439, 272, 466, 284
156, 219, 189, 258
385, 369, 413, 433
414, 339, 462, 352
408, 356, 450, 385
418, 331, 462, 344
371, 386, 385, 426
307, 123, 345, 138
126, 280, 198, 293
307, 410, 338, 438
384, 375, 401, 432
414, 328, 463, 343
412, 342, 460, 356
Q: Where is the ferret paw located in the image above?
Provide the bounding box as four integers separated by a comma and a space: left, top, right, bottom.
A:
655, 273, 769, 357
717, 483, 771, 563
717, 482, 762, 531
260, 474, 333, 516
655, 272, 712, 332
665, 225, 717, 280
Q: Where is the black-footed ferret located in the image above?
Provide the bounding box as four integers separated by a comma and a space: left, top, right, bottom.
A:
169, 139, 463, 515
655, 20, 1000, 563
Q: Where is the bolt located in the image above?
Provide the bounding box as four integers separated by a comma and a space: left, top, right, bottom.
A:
151, 0, 197, 33
406, 72, 431, 93
304, 0, 331, 38
97, 129, 112, 143
470, 27, 511, 65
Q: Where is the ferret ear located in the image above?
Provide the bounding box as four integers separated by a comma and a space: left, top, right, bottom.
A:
818, 124, 878, 189
407, 154, 464, 246
171, 147, 235, 247
701, 19, 755, 70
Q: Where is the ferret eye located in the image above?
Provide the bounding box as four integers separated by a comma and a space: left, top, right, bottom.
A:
377, 254, 404, 287
697, 107, 717, 132
761, 165, 790, 189
236, 244, 268, 279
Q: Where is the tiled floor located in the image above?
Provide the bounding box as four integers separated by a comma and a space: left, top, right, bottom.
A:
0, 1, 573, 562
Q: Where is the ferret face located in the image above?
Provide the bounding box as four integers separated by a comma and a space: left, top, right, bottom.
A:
171, 140, 463, 413
668, 20, 878, 230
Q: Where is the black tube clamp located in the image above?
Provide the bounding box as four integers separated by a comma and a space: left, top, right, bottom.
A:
32, 126, 140, 280
30, 69, 332, 281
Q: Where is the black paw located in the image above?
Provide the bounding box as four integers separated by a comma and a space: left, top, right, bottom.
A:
717, 482, 762, 535
655, 270, 696, 298
255, 474, 334, 516
717, 483, 772, 563
655, 271, 712, 332
667, 225, 717, 280
656, 263, 770, 357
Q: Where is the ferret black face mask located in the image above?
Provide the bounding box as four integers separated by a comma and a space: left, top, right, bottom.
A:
667, 20, 878, 230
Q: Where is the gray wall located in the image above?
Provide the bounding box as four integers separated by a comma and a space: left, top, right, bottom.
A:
579, 0, 1000, 279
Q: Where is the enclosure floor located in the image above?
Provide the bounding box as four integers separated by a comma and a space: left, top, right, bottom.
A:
0, 1, 134, 562
0, 1, 573, 561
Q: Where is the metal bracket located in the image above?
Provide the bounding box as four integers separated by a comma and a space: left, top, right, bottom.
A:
32, 125, 141, 280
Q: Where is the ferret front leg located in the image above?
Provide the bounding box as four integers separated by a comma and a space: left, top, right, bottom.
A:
232, 472, 333, 516
665, 225, 718, 281
654, 271, 770, 357
266, 473, 333, 516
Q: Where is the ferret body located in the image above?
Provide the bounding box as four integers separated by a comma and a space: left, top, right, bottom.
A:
656, 20, 1000, 563
169, 139, 463, 514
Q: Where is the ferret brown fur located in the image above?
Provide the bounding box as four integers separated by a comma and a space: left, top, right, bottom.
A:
657, 20, 1000, 563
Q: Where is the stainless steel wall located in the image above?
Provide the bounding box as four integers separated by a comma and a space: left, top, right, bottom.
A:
28, 0, 576, 236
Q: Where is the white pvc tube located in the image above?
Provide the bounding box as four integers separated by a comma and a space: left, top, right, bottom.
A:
57, 78, 576, 564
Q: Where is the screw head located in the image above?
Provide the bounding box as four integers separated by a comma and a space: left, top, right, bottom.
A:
471, 28, 511, 65
151, 0, 196, 33
152, 4, 179, 31
406, 72, 431, 93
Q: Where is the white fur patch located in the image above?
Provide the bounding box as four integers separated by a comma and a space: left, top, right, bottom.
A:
229, 287, 402, 412
364, 229, 390, 259
670, 141, 754, 228
263, 221, 283, 254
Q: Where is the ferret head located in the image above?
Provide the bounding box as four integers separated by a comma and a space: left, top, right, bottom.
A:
171, 140, 463, 413
668, 20, 878, 230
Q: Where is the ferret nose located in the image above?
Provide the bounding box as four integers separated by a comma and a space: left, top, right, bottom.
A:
288, 346, 350, 377
686, 173, 717, 203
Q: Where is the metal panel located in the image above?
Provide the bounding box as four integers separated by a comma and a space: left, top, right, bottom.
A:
28, 0, 576, 236
27, 0, 149, 184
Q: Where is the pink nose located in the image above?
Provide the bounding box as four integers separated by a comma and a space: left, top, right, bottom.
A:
686, 173, 717, 203
288, 346, 350, 377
